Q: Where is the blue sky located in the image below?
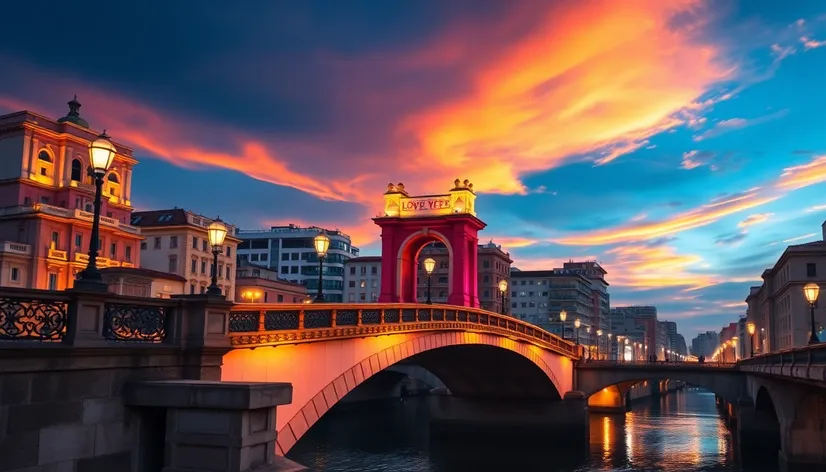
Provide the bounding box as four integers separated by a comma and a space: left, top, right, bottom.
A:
1, 0, 825, 339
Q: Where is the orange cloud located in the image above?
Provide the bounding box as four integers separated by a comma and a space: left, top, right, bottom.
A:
738, 213, 772, 228
601, 245, 717, 290
403, 0, 730, 194
776, 155, 826, 190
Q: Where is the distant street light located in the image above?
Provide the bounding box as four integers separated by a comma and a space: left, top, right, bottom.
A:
804, 283, 821, 344
313, 234, 330, 302
206, 217, 228, 295
574, 318, 581, 345
596, 329, 603, 360
75, 131, 117, 291
559, 310, 567, 340
423, 257, 436, 304
746, 321, 756, 357
498, 280, 508, 315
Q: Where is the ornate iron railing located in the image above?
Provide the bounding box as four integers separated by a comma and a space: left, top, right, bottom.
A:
0, 290, 70, 341
228, 303, 580, 358
103, 302, 168, 343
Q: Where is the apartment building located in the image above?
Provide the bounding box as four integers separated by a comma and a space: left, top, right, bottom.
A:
235, 262, 307, 304
343, 256, 382, 302
510, 270, 594, 342
131, 209, 240, 300
235, 224, 359, 303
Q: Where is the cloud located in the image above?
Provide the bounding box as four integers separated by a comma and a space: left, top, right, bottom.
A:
777, 155, 826, 190
782, 233, 818, 244
693, 109, 789, 141
715, 232, 747, 246
681, 150, 717, 170
738, 213, 772, 228
601, 245, 716, 290
801, 36, 826, 50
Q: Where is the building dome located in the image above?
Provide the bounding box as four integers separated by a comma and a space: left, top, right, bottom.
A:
56, 95, 90, 128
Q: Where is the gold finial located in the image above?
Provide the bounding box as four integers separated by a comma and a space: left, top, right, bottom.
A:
463, 179, 470, 187
387, 183, 395, 192
397, 183, 405, 191
454, 178, 460, 187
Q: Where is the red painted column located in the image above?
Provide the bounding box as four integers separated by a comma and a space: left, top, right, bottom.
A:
447, 230, 470, 306
378, 226, 400, 303
469, 236, 480, 307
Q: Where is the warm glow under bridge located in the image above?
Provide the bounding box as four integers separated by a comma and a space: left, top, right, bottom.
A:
227, 303, 580, 358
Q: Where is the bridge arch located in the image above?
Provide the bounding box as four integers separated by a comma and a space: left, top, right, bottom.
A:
222, 331, 573, 455
576, 365, 746, 408
396, 228, 453, 302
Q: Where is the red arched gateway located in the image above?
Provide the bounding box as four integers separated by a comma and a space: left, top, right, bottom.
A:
373, 179, 485, 307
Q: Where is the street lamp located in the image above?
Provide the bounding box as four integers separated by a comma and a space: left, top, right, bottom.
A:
585, 325, 592, 359
242, 290, 262, 303
747, 321, 756, 357
559, 310, 567, 339
206, 217, 228, 295
804, 283, 820, 344
75, 131, 116, 291
498, 279, 508, 314
607, 332, 612, 359
423, 257, 436, 304
731, 336, 739, 361
574, 318, 581, 345
313, 234, 330, 302
596, 329, 603, 360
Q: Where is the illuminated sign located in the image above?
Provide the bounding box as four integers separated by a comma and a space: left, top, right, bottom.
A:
381, 180, 477, 218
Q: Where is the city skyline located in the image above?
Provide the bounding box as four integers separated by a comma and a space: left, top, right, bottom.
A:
1, 1, 825, 337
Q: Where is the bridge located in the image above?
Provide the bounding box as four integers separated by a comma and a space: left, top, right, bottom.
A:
2, 289, 826, 472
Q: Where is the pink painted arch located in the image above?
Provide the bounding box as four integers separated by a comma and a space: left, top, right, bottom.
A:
221, 331, 575, 455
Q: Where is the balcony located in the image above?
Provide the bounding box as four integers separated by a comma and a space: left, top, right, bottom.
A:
47, 248, 68, 261
0, 203, 142, 235
0, 241, 31, 255
73, 252, 120, 268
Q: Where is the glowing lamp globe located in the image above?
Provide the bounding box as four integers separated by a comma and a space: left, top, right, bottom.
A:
313, 234, 330, 257
207, 218, 228, 248
559, 310, 567, 322
498, 279, 508, 293
804, 283, 820, 305
747, 321, 756, 335
574, 318, 581, 329
596, 329, 603, 336
423, 257, 436, 275
88, 131, 116, 176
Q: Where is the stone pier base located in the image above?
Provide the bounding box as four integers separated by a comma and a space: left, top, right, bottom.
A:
429, 391, 588, 447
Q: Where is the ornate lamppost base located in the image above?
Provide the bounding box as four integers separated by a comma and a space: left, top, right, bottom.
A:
72, 278, 110, 293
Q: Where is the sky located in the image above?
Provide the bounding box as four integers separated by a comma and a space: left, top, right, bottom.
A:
1, 0, 825, 340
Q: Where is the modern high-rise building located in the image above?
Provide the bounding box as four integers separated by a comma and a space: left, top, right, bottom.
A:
560, 261, 610, 333
235, 224, 359, 303
610, 306, 664, 360
131, 209, 240, 299
691, 331, 720, 358
0, 98, 142, 290
510, 270, 594, 343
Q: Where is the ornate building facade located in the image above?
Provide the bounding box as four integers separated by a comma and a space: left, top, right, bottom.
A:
0, 98, 141, 290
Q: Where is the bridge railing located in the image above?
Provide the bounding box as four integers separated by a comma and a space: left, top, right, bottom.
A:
738, 343, 826, 381
579, 359, 737, 368
228, 302, 581, 358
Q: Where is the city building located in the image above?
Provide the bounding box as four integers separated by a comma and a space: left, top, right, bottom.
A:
131, 209, 240, 300
690, 331, 719, 358
235, 262, 307, 303
745, 223, 826, 352
235, 224, 359, 303
343, 256, 382, 302
560, 261, 610, 333
609, 309, 648, 360
610, 306, 665, 360
510, 270, 594, 345
416, 241, 511, 312
0, 98, 142, 290
100, 267, 186, 298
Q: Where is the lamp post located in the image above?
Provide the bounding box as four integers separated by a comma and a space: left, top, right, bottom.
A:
585, 326, 592, 359
624, 338, 629, 362
498, 280, 508, 314
242, 290, 262, 303
206, 218, 228, 295
596, 329, 603, 360
607, 332, 612, 360
804, 283, 820, 344
574, 318, 581, 345
559, 310, 567, 340
423, 257, 436, 304
313, 234, 330, 302
75, 131, 116, 291
746, 321, 756, 357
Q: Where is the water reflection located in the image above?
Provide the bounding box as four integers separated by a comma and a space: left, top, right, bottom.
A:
289, 388, 778, 472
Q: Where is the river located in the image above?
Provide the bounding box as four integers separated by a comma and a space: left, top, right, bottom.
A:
287, 387, 780, 472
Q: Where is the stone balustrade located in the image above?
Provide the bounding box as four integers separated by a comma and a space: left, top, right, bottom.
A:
738, 343, 826, 383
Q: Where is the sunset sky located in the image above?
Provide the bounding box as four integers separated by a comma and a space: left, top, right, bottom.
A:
2, 0, 825, 339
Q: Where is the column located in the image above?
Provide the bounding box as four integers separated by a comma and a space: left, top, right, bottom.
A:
447, 231, 470, 306
28, 137, 39, 178
21, 132, 32, 175
124, 167, 132, 204
469, 236, 479, 307
378, 226, 399, 303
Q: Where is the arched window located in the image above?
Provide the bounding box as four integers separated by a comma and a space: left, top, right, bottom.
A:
106, 172, 121, 198
37, 150, 54, 177
70, 159, 83, 182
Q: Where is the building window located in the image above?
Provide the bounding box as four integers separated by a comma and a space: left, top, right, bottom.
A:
106, 172, 121, 197
483, 289, 490, 298
169, 257, 178, 273
280, 266, 288, 274
483, 261, 490, 269
110, 242, 117, 259
349, 266, 356, 275
281, 253, 289, 261
38, 150, 53, 177
260, 253, 267, 261
190, 284, 196, 294
50, 231, 59, 249
191, 259, 197, 273
291, 253, 299, 261
360, 267, 367, 275
47, 273, 57, 291
360, 293, 366, 301
10, 267, 19, 282
360, 280, 366, 288
70, 159, 83, 182
140, 241, 147, 250
277, 294, 284, 302
290, 266, 298, 274
170, 236, 178, 248
202, 240, 207, 252
349, 293, 355, 302
218, 263, 224, 278
154, 237, 161, 249
200, 285, 206, 294
201, 261, 207, 274
226, 266, 231, 279
483, 275, 490, 283
192, 236, 198, 249
74, 234, 82, 250
226, 247, 231, 257
807, 263, 817, 277
348, 281, 355, 288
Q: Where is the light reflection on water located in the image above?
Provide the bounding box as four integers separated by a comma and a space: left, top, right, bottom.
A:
288, 388, 779, 472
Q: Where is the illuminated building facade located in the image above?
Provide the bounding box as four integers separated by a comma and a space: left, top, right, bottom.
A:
235, 224, 358, 303
131, 209, 240, 300
235, 262, 307, 304
343, 256, 382, 302
0, 98, 141, 290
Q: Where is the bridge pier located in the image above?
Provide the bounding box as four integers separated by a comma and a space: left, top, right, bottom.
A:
778, 393, 826, 472
429, 391, 588, 447
736, 397, 782, 464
